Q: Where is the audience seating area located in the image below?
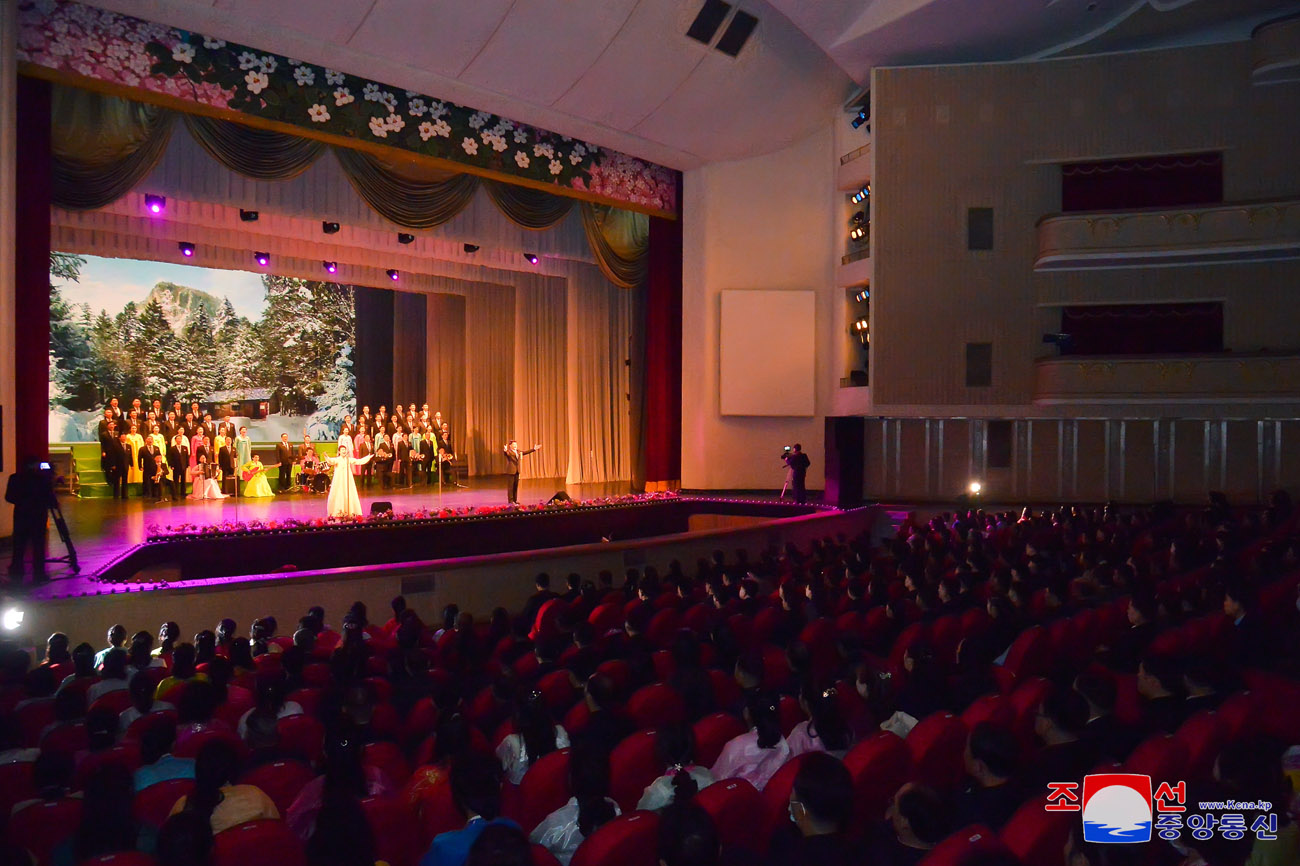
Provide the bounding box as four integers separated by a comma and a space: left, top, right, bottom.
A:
2, 497, 1299, 866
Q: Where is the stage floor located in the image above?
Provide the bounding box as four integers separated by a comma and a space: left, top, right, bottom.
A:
24, 476, 634, 582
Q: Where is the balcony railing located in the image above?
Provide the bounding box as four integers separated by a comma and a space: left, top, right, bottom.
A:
1035, 198, 1300, 270
1035, 353, 1300, 404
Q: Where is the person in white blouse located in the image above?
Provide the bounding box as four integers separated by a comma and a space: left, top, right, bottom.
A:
530, 745, 620, 866
636, 724, 714, 812
495, 692, 570, 785
708, 691, 791, 792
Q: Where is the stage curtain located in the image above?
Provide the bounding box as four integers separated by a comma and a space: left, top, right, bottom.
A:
566, 264, 632, 484
483, 180, 574, 229
513, 274, 569, 481
581, 203, 649, 289
333, 146, 479, 229
464, 284, 516, 477
393, 292, 428, 406
50, 84, 174, 211
184, 114, 324, 180
642, 214, 683, 489
426, 293, 467, 470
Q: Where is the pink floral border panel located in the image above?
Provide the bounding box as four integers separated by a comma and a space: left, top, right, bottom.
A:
18, 0, 679, 215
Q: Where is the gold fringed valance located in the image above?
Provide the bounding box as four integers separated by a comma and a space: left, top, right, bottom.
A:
51, 86, 174, 211
184, 114, 325, 181
48, 84, 649, 285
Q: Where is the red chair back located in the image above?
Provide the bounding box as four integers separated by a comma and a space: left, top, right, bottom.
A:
1123, 734, 1189, 782
10, 797, 84, 864
77, 853, 160, 865
1173, 711, 1227, 781
89, 690, 136, 716
961, 694, 1013, 730
595, 660, 632, 695
695, 778, 764, 851
363, 739, 412, 787
237, 759, 317, 814
777, 695, 803, 737
1214, 691, 1258, 740
691, 712, 746, 768
174, 727, 245, 760
276, 714, 325, 764
906, 712, 968, 792
647, 609, 682, 648
843, 731, 910, 828
0, 760, 36, 816
513, 748, 572, 833
683, 604, 714, 635
708, 669, 740, 710
563, 700, 593, 736
1002, 627, 1051, 680
361, 795, 424, 866
587, 604, 623, 635
758, 754, 810, 849
40, 721, 89, 756
1008, 677, 1054, 745
1000, 803, 1074, 866
570, 811, 661, 866
626, 683, 686, 730
609, 729, 663, 812
536, 669, 578, 713
75, 742, 142, 789
213, 819, 306, 866
918, 824, 1011, 866
133, 778, 196, 828
124, 710, 178, 744
15, 698, 56, 746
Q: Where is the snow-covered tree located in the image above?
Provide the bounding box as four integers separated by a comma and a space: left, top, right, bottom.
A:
221, 321, 262, 396
260, 275, 354, 414
310, 343, 356, 436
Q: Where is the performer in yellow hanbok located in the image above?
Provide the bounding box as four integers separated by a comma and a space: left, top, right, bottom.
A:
241, 455, 275, 498
147, 423, 167, 454
124, 423, 145, 484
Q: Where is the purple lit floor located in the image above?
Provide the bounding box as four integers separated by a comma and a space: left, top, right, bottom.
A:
26, 476, 634, 585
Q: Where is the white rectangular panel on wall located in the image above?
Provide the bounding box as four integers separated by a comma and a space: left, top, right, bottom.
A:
719, 290, 815, 416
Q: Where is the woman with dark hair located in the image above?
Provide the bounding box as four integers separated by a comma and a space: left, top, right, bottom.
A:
403, 712, 473, 831
52, 763, 143, 865
468, 823, 533, 866
156, 643, 207, 702
895, 640, 946, 721
215, 619, 237, 657
153, 622, 180, 664
709, 690, 791, 790
238, 677, 303, 750
171, 739, 278, 834
658, 803, 720, 866
495, 691, 569, 784
288, 736, 393, 840
156, 811, 213, 866
669, 632, 715, 722
570, 673, 631, 756
229, 637, 257, 674
86, 647, 130, 704
787, 681, 852, 759
530, 744, 619, 865
55, 642, 96, 694
306, 793, 382, 866
636, 723, 714, 812
193, 630, 217, 666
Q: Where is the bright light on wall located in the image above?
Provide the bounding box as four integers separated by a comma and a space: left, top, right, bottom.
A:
969, 481, 982, 495
1, 608, 23, 631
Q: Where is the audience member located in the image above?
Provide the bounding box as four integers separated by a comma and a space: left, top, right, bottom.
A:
710, 690, 790, 790
952, 722, 1022, 830
770, 752, 856, 866
530, 743, 619, 866
171, 739, 278, 834
495, 690, 568, 785
420, 752, 519, 866
636, 723, 714, 812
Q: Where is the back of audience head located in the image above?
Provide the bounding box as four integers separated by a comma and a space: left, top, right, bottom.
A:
965, 721, 1019, 783
569, 743, 616, 837
799, 680, 850, 752
1036, 687, 1088, 740
1137, 654, 1182, 698
187, 739, 240, 824
140, 717, 178, 765
887, 782, 948, 847
32, 749, 74, 800
451, 752, 504, 820
1073, 669, 1116, 716
658, 803, 720, 866
193, 629, 216, 664
75, 763, 137, 860
515, 690, 558, 763
171, 642, 197, 679
789, 752, 853, 836
585, 672, 617, 711
468, 823, 533, 866
72, 641, 95, 676
743, 690, 783, 749
656, 723, 701, 804
157, 811, 213, 866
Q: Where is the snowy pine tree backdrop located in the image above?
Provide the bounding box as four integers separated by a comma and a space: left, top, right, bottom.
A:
49, 254, 355, 442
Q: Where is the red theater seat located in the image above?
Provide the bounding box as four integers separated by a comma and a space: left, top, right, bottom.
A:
40, 721, 89, 756
363, 740, 412, 787
124, 710, 177, 744
692, 712, 746, 768
537, 669, 577, 712
961, 694, 1014, 730
1002, 627, 1051, 680
1001, 801, 1074, 866
173, 727, 244, 760
907, 712, 968, 792
759, 753, 810, 841
0, 759, 35, 816
276, 714, 325, 764
562, 700, 593, 736
133, 778, 195, 828
1124, 734, 1188, 782
571, 811, 660, 866
647, 609, 682, 648
708, 669, 741, 710
77, 853, 159, 866
88, 690, 135, 716
595, 660, 631, 695
238, 760, 317, 815
513, 748, 571, 833
1173, 711, 1227, 781
777, 694, 803, 737
1214, 691, 1258, 741
213, 819, 306, 866
609, 728, 663, 812
362, 795, 423, 866
626, 683, 686, 729
10, 796, 84, 865
844, 731, 910, 828
918, 824, 1012, 866
694, 778, 764, 852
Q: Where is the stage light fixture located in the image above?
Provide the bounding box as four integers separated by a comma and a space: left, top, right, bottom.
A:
322, 221, 340, 234
240, 209, 259, 222
851, 185, 870, 204
850, 106, 870, 129
387, 268, 399, 281
323, 260, 338, 274
854, 290, 869, 302
463, 243, 480, 254
1, 608, 23, 631
524, 253, 539, 265
397, 232, 415, 245
849, 226, 867, 240
254, 251, 270, 267
178, 242, 195, 258
969, 481, 982, 495
144, 194, 166, 214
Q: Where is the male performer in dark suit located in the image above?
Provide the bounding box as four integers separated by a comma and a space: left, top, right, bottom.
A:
503, 440, 541, 504
440, 422, 467, 488
420, 431, 437, 485
105, 432, 129, 499
275, 433, 295, 492
217, 439, 237, 496
167, 433, 189, 499
140, 439, 164, 499
96, 408, 115, 441
395, 431, 412, 488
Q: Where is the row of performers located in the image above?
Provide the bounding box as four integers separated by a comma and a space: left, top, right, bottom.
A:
96, 426, 462, 500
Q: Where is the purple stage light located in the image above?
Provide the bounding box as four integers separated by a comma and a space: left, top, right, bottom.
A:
524, 253, 539, 265
144, 194, 165, 214
387, 268, 399, 281
254, 251, 270, 267
323, 260, 337, 274
178, 242, 195, 257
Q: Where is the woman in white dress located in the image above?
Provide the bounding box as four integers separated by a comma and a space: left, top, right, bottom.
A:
326, 441, 371, 518
187, 455, 227, 500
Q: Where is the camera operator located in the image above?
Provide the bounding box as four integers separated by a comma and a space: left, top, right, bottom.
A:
781, 443, 811, 504
5, 457, 57, 585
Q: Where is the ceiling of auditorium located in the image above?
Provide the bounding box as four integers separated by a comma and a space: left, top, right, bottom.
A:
85, 0, 1295, 170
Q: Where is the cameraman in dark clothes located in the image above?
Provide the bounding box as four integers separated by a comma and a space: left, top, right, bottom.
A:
783, 443, 811, 504
6, 457, 57, 585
